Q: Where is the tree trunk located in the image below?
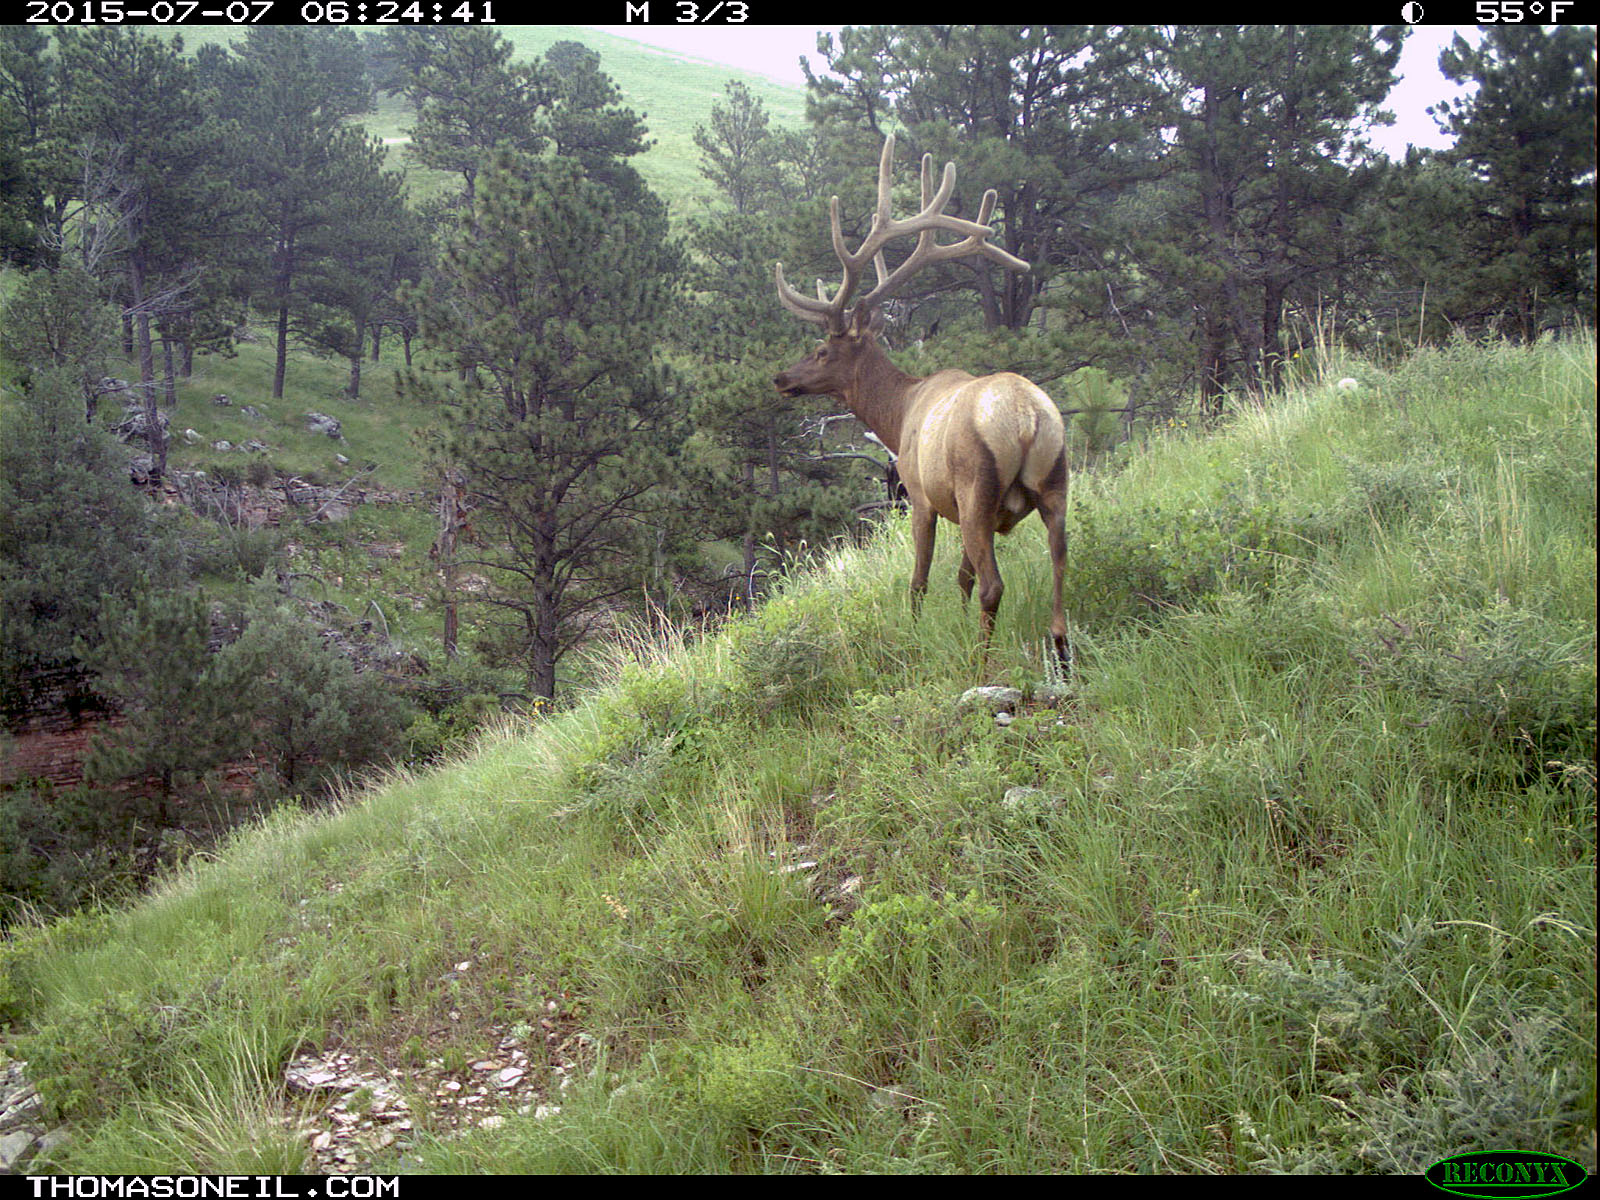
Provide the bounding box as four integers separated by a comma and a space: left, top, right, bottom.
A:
273, 227, 295, 400
273, 300, 290, 400
160, 329, 178, 409
437, 471, 462, 660
128, 249, 167, 478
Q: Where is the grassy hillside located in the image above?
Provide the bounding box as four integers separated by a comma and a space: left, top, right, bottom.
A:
1, 336, 1593, 1174
177, 24, 810, 217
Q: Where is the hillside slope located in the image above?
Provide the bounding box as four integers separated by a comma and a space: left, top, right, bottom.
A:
2, 337, 1594, 1174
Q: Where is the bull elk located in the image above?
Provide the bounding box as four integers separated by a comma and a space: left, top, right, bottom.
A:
774, 135, 1069, 668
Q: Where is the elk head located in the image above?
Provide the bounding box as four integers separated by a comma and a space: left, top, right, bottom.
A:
772, 136, 1028, 404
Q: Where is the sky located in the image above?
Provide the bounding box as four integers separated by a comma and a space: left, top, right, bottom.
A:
586, 24, 1483, 159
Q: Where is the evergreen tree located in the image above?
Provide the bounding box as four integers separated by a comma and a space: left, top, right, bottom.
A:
1149, 25, 1405, 411
387, 27, 548, 205
541, 40, 651, 203
77, 591, 240, 824
0, 26, 68, 263
0, 259, 118, 420
412, 153, 684, 698
220, 599, 408, 794
686, 89, 870, 595
805, 26, 1165, 333
0, 366, 167, 715
53, 28, 225, 476
217, 28, 402, 399
295, 137, 411, 400
694, 80, 785, 216
1432, 26, 1596, 338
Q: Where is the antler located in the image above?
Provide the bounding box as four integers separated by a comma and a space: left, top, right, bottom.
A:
775, 135, 1031, 332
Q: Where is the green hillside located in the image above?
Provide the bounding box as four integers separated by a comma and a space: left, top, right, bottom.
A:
174, 24, 810, 216
3, 335, 1593, 1174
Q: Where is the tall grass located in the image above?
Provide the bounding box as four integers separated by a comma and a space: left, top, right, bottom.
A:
3, 335, 1592, 1174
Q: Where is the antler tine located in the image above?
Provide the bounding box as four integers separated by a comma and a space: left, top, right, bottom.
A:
774, 260, 838, 327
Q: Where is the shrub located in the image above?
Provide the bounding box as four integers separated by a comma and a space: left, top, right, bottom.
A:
1065, 489, 1312, 627
1354, 599, 1596, 788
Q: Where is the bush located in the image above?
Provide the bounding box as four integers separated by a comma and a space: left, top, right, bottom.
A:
1354, 599, 1596, 788
1065, 489, 1313, 627
694, 1031, 812, 1134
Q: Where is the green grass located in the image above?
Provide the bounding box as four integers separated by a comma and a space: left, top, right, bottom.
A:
2, 335, 1593, 1174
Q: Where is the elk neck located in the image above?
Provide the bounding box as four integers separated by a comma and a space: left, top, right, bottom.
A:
842, 341, 923, 457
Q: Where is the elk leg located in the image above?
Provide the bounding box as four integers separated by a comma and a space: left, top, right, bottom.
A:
1036, 460, 1071, 669
909, 503, 937, 617
957, 550, 975, 605
957, 514, 1004, 654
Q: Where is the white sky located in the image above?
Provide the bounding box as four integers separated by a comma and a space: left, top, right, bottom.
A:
586, 24, 1482, 158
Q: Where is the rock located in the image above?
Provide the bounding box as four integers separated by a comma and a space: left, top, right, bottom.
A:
113, 400, 169, 446
212, 393, 231, 406
314, 500, 351, 523
1001, 786, 1058, 812
305, 412, 343, 439
212, 440, 233, 452
241, 405, 265, 420
1030, 681, 1073, 706
183, 428, 201, 444
0, 1128, 37, 1171
957, 686, 1024, 715
0, 1060, 59, 1172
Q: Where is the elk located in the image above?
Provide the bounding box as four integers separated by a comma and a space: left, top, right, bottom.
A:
774, 135, 1069, 668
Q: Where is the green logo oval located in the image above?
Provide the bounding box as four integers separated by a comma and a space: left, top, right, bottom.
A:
1426, 1151, 1588, 1198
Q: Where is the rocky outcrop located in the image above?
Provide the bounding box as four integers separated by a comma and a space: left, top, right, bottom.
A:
305, 412, 343, 440
0, 1062, 66, 1174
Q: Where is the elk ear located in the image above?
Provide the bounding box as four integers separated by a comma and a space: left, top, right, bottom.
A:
850, 305, 884, 340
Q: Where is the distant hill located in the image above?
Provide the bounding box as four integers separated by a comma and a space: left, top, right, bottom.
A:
502, 26, 810, 215
170, 23, 811, 218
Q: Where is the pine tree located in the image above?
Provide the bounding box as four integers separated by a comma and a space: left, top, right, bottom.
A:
1152, 25, 1405, 411
216, 28, 401, 399
219, 599, 408, 795
77, 592, 239, 825
297, 137, 411, 400
684, 105, 867, 597
0, 259, 118, 419
693, 80, 785, 216
53, 28, 222, 476
0, 366, 166, 714
1432, 27, 1596, 338
0, 26, 68, 263
387, 27, 548, 205
412, 153, 684, 698
805, 26, 1165, 333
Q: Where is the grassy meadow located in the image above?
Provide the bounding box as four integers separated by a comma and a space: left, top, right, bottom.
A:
1, 334, 1593, 1174
174, 24, 811, 217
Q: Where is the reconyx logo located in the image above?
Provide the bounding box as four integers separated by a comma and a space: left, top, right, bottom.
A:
1426, 1152, 1588, 1198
